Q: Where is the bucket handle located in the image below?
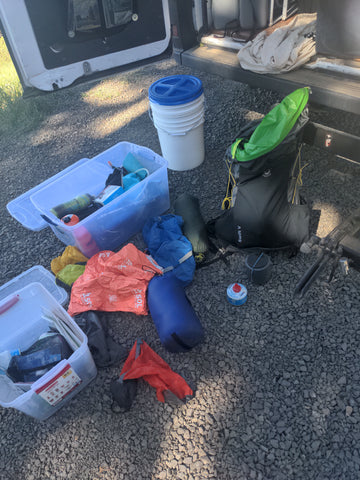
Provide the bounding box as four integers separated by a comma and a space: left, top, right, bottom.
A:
148, 104, 183, 134
149, 105, 185, 135
148, 104, 204, 136
155, 119, 204, 136
148, 105, 154, 124
149, 96, 206, 120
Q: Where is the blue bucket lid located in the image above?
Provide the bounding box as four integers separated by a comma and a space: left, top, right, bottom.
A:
149, 75, 203, 106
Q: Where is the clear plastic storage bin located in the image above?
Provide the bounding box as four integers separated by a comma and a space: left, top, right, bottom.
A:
0, 265, 68, 306
7, 142, 170, 257
0, 282, 97, 420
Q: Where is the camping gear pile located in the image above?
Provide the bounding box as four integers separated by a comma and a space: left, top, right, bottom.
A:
1, 83, 316, 419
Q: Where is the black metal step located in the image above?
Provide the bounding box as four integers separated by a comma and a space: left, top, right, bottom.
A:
178, 45, 360, 115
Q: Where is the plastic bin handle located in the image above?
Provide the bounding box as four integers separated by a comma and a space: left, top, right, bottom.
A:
0, 295, 19, 315
6, 157, 90, 232
40, 214, 58, 227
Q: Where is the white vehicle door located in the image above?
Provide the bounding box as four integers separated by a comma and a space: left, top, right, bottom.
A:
0, 0, 171, 92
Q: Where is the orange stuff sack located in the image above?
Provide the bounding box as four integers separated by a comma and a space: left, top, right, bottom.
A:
67, 243, 162, 317
121, 340, 193, 402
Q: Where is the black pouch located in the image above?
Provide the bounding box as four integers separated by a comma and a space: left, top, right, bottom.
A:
69, 0, 135, 36
74, 311, 127, 368
7, 334, 73, 383
102, 0, 134, 28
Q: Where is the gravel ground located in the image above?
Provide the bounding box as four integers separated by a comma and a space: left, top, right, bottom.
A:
0, 58, 360, 480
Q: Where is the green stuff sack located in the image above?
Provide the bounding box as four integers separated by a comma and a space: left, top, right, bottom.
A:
174, 194, 210, 262
56, 264, 86, 287
231, 87, 310, 163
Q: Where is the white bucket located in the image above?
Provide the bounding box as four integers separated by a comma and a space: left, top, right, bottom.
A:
149, 94, 205, 171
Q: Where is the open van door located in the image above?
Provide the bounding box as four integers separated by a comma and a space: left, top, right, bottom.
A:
0, 0, 171, 93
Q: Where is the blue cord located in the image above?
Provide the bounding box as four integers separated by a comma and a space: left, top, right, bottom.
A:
250, 252, 264, 282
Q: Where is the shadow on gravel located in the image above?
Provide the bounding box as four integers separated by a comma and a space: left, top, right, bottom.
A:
2, 58, 360, 480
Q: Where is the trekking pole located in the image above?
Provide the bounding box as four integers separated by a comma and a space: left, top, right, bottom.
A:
295, 207, 360, 297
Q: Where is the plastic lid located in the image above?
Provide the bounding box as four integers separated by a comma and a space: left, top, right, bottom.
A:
148, 75, 203, 106
61, 214, 79, 226
246, 253, 271, 271
6, 157, 90, 232
233, 283, 242, 293
0, 266, 68, 306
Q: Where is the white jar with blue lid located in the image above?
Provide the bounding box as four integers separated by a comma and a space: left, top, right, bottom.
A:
227, 283, 248, 306
148, 75, 205, 171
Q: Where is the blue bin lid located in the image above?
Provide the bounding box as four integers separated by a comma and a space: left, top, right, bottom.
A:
148, 75, 203, 106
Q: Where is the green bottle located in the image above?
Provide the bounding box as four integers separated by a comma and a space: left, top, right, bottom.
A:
50, 194, 93, 218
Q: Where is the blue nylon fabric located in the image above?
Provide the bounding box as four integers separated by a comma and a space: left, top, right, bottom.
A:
142, 215, 195, 287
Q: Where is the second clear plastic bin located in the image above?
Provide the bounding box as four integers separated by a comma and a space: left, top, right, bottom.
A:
8, 142, 169, 257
